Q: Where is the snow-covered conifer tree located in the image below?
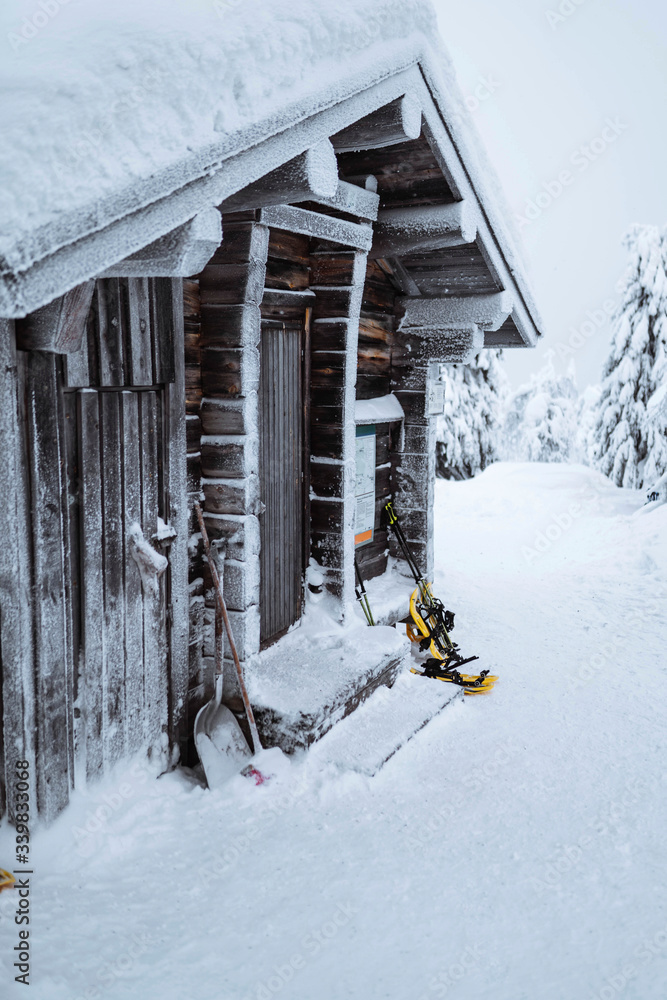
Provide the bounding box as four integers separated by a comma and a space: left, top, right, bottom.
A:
589, 225, 667, 488
435, 349, 508, 479
503, 355, 578, 462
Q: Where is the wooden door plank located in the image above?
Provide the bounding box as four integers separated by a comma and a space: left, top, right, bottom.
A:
0, 321, 36, 822
121, 392, 145, 754
151, 278, 176, 385
61, 388, 81, 786
25, 353, 71, 820
124, 278, 153, 386
100, 391, 125, 765
79, 389, 104, 781
162, 279, 189, 761
140, 390, 164, 759
97, 279, 126, 386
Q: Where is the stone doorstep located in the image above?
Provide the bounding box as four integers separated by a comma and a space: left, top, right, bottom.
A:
310, 668, 463, 776
251, 647, 407, 754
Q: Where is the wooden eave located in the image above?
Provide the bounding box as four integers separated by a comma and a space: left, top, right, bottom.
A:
0, 59, 542, 348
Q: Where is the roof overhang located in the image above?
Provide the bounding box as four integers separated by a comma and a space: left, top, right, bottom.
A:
0, 53, 543, 350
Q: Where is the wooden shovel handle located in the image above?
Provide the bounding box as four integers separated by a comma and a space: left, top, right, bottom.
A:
195, 502, 262, 754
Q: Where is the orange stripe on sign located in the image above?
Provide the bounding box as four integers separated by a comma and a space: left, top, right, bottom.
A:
355, 530, 372, 546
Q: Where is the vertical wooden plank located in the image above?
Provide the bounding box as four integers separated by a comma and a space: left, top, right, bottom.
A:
79, 389, 104, 781
100, 391, 125, 765
151, 278, 176, 385
61, 389, 80, 788
25, 352, 71, 820
0, 321, 36, 822
302, 308, 312, 579
64, 309, 92, 388
163, 279, 190, 763
97, 278, 125, 386
140, 390, 162, 758
121, 392, 144, 754
124, 278, 153, 386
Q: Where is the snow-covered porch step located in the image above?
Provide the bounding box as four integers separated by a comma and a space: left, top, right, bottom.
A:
310, 668, 463, 775
247, 621, 410, 754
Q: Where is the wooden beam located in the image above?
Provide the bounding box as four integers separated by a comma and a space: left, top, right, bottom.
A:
399, 291, 514, 332
371, 202, 478, 258
259, 205, 372, 251
484, 312, 531, 348
101, 209, 222, 278
218, 141, 338, 213
14, 280, 94, 354
294, 179, 380, 221
331, 95, 422, 152
375, 257, 422, 297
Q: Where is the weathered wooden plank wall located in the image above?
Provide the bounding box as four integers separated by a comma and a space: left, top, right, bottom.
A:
0, 278, 188, 820
0, 320, 36, 823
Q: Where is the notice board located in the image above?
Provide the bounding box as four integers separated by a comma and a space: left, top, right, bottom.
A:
355, 424, 376, 547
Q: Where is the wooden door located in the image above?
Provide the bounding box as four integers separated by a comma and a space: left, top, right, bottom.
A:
258, 321, 305, 646
17, 277, 187, 816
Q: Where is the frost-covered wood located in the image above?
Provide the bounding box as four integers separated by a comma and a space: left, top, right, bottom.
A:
299, 179, 380, 222
0, 321, 36, 823
101, 209, 222, 278
219, 142, 338, 213
331, 95, 422, 152
259, 205, 373, 251
400, 291, 513, 332
371, 202, 478, 257
23, 352, 72, 820
15, 281, 95, 353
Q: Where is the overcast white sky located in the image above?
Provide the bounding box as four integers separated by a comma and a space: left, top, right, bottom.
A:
431, 0, 667, 388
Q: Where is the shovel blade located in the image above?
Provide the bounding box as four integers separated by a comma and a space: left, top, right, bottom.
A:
195, 699, 252, 789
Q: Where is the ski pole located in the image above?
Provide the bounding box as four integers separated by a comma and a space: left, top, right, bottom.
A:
354, 555, 375, 626
384, 501, 430, 603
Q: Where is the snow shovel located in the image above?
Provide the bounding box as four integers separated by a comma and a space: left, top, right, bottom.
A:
194, 502, 263, 788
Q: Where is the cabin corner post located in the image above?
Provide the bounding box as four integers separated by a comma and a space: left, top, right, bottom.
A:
309, 248, 368, 614
199, 218, 269, 701
390, 361, 436, 584
0, 319, 37, 822
391, 320, 482, 582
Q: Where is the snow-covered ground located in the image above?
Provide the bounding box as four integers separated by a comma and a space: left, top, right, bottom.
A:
2, 462, 666, 1000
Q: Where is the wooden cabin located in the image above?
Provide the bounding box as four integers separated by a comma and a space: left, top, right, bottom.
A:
0, 21, 542, 821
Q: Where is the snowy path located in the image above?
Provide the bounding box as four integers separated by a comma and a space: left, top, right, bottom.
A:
2, 463, 667, 1000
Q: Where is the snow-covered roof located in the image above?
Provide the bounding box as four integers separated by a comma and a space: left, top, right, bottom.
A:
0, 0, 541, 333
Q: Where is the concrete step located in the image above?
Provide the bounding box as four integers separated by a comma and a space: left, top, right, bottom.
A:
310, 667, 463, 775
